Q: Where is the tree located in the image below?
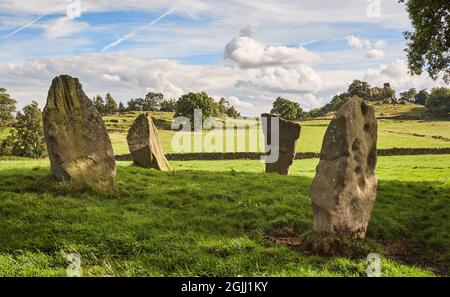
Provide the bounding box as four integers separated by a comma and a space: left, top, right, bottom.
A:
1, 101, 46, 158
426, 87, 450, 115
143, 92, 164, 111
105, 93, 118, 114
0, 88, 16, 129
175, 92, 218, 128
329, 93, 350, 111
127, 98, 144, 111
415, 89, 429, 105
347, 80, 371, 99
118, 102, 126, 113
216, 98, 241, 118
93, 95, 105, 114
399, 88, 417, 102
270, 97, 304, 121
400, 0, 450, 82
160, 98, 177, 112
226, 105, 240, 118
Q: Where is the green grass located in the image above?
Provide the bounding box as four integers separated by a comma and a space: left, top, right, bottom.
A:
105, 112, 450, 155
0, 155, 448, 276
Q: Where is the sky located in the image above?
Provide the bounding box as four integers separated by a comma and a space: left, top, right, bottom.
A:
0, 0, 447, 116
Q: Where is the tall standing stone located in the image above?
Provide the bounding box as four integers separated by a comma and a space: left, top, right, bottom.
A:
311, 97, 378, 239
127, 113, 171, 171
43, 75, 116, 191
261, 113, 301, 175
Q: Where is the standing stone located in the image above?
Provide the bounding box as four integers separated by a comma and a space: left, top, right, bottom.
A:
127, 113, 171, 171
311, 97, 378, 239
43, 75, 116, 191
261, 113, 301, 175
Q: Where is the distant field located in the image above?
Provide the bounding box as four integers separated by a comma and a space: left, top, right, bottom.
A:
0, 154, 448, 276
104, 111, 450, 155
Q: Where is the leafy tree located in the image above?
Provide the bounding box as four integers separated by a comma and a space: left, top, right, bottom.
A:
415, 89, 429, 105
226, 105, 240, 118
118, 102, 126, 113
127, 98, 144, 111
399, 88, 417, 102
400, 0, 450, 82
270, 97, 304, 121
160, 98, 177, 112
93, 95, 105, 114
105, 93, 118, 114
175, 92, 218, 128
217, 98, 229, 114
329, 93, 350, 111
143, 92, 164, 111
216, 98, 241, 118
1, 101, 46, 158
0, 88, 16, 129
347, 80, 371, 99
426, 87, 450, 115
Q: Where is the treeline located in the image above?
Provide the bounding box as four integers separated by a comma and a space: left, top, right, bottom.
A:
0, 89, 242, 158
92, 91, 240, 118
269, 80, 450, 120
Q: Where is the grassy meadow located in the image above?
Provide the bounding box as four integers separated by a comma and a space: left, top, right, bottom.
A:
0, 154, 448, 276
102, 107, 450, 155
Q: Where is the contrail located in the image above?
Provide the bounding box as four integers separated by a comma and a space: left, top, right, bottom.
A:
102, 8, 175, 52
2, 12, 49, 40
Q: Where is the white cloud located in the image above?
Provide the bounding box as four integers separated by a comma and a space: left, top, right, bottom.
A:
40, 16, 89, 39
373, 40, 387, 49
227, 96, 253, 108
346, 35, 369, 48
364, 59, 444, 91
225, 26, 319, 69
346, 35, 387, 60
102, 74, 121, 82
236, 65, 322, 94
365, 49, 384, 60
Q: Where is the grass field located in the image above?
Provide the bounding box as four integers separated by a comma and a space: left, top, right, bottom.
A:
0, 154, 448, 276
104, 111, 450, 155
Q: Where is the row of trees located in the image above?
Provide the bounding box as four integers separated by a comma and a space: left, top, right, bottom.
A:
92, 91, 241, 119
269, 79, 450, 121
0, 89, 243, 158
305, 80, 450, 118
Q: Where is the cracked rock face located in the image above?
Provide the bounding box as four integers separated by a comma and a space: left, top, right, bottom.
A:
127, 113, 171, 171
311, 97, 378, 239
261, 113, 301, 175
43, 75, 116, 191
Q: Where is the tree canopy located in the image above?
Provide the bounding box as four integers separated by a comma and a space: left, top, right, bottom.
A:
400, 0, 450, 82
0, 88, 17, 129
270, 97, 305, 121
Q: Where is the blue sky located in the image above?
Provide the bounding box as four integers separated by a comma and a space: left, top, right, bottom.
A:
0, 0, 445, 116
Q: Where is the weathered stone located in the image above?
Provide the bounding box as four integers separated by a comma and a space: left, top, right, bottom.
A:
310, 97, 378, 239
127, 113, 171, 171
261, 113, 301, 175
43, 75, 116, 191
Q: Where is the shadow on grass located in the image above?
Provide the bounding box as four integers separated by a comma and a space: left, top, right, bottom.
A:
0, 165, 447, 275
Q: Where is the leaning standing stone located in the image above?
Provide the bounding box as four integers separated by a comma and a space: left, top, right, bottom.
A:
43, 75, 116, 191
127, 113, 171, 171
310, 97, 378, 239
261, 113, 301, 175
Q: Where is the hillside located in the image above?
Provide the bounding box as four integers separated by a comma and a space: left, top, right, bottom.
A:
101, 106, 450, 155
